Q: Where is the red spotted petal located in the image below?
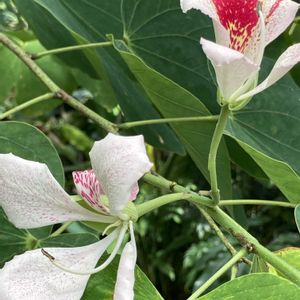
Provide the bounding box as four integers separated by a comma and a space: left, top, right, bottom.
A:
212, 0, 260, 52
73, 170, 109, 214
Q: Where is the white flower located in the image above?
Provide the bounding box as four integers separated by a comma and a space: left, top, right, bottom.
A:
181, 0, 300, 110
0, 133, 153, 300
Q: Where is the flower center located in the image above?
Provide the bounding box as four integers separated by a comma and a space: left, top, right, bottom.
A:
212, 0, 260, 52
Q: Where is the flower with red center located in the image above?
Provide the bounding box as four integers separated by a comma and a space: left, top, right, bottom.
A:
0, 133, 153, 300
181, 0, 300, 110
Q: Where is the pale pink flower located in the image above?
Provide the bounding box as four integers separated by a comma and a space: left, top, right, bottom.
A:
0, 133, 152, 300
181, 0, 300, 110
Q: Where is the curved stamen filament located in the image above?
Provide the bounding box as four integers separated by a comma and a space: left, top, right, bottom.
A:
42, 223, 128, 276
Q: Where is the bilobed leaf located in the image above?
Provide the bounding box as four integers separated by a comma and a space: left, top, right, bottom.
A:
15, 0, 185, 155
198, 274, 300, 300
295, 205, 300, 234
82, 255, 163, 300
121, 0, 216, 112
114, 40, 232, 198
0, 121, 64, 186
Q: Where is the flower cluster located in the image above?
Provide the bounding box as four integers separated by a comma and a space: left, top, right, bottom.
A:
181, 0, 300, 110
0, 133, 152, 300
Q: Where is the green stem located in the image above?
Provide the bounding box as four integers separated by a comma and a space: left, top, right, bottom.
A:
50, 221, 73, 237
204, 206, 300, 286
208, 105, 230, 204
0, 33, 117, 133
136, 193, 191, 217
142, 172, 215, 207
0, 93, 55, 120
188, 248, 247, 300
199, 207, 237, 256
220, 200, 296, 208
230, 264, 238, 280
32, 41, 113, 59
119, 115, 219, 129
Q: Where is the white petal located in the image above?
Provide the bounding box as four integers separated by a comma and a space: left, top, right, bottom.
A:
0, 231, 117, 300
200, 38, 259, 100
237, 43, 300, 101
90, 134, 153, 216
114, 222, 137, 300
213, 20, 230, 47
0, 154, 116, 228
180, 0, 217, 19
263, 0, 299, 45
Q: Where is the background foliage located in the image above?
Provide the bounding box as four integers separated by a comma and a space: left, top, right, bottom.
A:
0, 0, 300, 299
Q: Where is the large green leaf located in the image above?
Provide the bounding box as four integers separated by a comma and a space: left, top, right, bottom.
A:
15, 0, 185, 155
121, 0, 216, 113
226, 59, 300, 203
82, 255, 163, 300
198, 274, 300, 300
114, 40, 232, 198
0, 121, 64, 186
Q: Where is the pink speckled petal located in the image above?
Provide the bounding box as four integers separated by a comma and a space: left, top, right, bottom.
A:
0, 154, 117, 229
201, 38, 259, 100
90, 134, 153, 216
73, 170, 109, 214
0, 230, 118, 300
263, 0, 299, 45
114, 223, 137, 300
237, 43, 300, 101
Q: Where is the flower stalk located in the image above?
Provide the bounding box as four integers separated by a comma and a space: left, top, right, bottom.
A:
208, 105, 230, 204
31, 41, 113, 59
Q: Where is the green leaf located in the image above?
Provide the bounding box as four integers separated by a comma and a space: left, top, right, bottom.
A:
0, 208, 28, 265
15, 0, 185, 155
82, 255, 163, 300
114, 40, 232, 198
40, 233, 99, 248
226, 59, 300, 203
295, 205, 300, 234
28, 226, 53, 240
0, 121, 64, 186
268, 248, 300, 277
121, 0, 216, 112
198, 274, 300, 300
0, 44, 21, 104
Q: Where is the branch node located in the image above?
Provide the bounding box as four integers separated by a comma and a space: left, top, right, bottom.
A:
169, 181, 177, 192
55, 89, 69, 101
